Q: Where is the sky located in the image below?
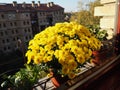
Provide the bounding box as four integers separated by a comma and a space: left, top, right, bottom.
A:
0, 0, 95, 12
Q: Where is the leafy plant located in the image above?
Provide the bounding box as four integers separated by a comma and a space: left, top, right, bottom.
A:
88, 25, 108, 41
1, 64, 48, 90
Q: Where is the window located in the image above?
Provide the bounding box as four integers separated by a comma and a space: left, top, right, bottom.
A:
25, 36, 28, 40
29, 35, 32, 39
25, 14, 28, 17
8, 46, 10, 50
15, 29, 18, 33
13, 37, 15, 41
39, 12, 42, 16
43, 12, 45, 15
27, 21, 29, 25
1, 14, 4, 19
4, 47, 6, 51
8, 14, 15, 19
6, 39, 9, 42
28, 28, 31, 32
5, 31, 8, 35
10, 22, 13, 26
14, 22, 17, 26
1, 32, 3, 35
2, 40, 5, 43
0, 23, 1, 28
22, 13, 26, 18
23, 21, 26, 25
24, 29, 27, 32
3, 23, 6, 27
17, 37, 19, 40
12, 30, 14, 34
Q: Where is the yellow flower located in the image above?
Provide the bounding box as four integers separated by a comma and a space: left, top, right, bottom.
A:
58, 58, 65, 65
83, 46, 88, 53
45, 45, 51, 51
76, 54, 85, 64
68, 60, 77, 70
25, 21, 101, 79
25, 50, 36, 64
68, 72, 76, 79
56, 36, 64, 48
34, 55, 41, 64
62, 65, 70, 74
81, 39, 88, 46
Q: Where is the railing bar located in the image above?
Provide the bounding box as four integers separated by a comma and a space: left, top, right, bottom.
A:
68, 55, 120, 90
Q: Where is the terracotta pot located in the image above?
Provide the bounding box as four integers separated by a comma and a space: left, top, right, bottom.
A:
51, 76, 60, 87
92, 51, 101, 65
50, 72, 69, 88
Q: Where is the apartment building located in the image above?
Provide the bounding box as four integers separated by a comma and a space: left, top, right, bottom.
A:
0, 1, 64, 53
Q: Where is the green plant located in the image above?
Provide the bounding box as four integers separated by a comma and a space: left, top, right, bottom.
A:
1, 64, 48, 90
88, 25, 108, 41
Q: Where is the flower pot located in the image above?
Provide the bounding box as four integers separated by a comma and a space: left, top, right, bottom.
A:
51, 77, 60, 87
92, 51, 101, 65
50, 71, 69, 88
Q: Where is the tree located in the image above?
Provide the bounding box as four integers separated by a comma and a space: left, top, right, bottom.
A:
70, 0, 102, 27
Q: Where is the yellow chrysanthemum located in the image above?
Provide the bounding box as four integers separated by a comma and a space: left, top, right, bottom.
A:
62, 65, 70, 74
68, 60, 77, 70
26, 50, 36, 64
68, 72, 76, 79
25, 21, 101, 79
76, 54, 85, 64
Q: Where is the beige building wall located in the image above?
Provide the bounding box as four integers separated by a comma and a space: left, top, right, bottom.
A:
94, 0, 117, 39
94, 0, 116, 29
100, 0, 116, 4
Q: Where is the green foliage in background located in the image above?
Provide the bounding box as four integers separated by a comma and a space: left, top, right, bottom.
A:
70, 0, 102, 26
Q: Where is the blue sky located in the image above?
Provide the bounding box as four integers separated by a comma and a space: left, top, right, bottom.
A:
0, 0, 95, 12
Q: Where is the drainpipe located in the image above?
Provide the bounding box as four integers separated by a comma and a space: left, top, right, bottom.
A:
114, 0, 120, 34
114, 0, 120, 55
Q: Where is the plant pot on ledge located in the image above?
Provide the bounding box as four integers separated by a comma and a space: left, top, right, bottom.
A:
25, 22, 101, 88
92, 51, 101, 65
50, 70, 69, 88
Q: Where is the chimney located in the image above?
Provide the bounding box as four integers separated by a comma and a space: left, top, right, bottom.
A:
47, 2, 54, 7
22, 2, 26, 8
38, 1, 40, 7
32, 1, 35, 7
47, 2, 50, 7
50, 2, 54, 7
13, 1, 17, 7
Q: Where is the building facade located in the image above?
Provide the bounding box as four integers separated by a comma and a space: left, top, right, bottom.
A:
94, 0, 120, 54
94, 0, 116, 29
94, 0, 116, 39
0, 1, 64, 53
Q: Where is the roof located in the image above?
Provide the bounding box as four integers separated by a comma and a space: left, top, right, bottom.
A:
0, 2, 64, 12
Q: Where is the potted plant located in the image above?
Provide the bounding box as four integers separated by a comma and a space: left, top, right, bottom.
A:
88, 25, 114, 64
1, 64, 48, 90
25, 22, 101, 87
88, 25, 108, 41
